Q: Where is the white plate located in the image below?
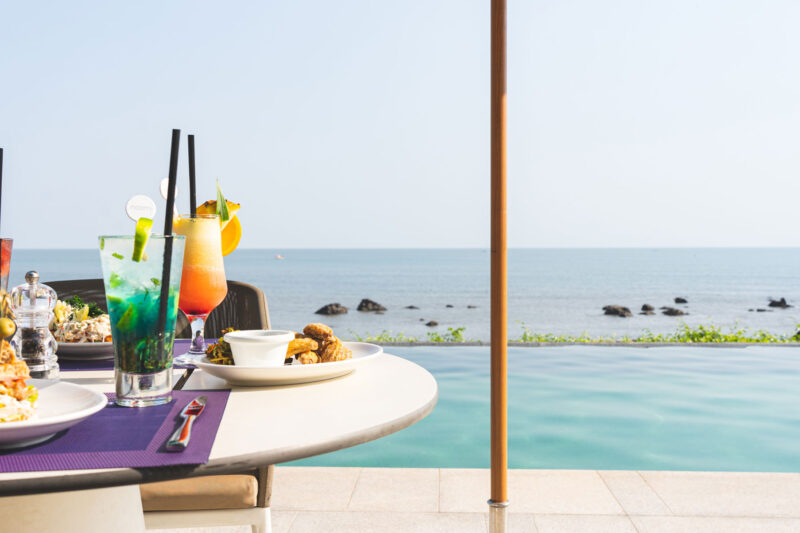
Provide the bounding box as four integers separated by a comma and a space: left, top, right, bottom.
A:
0, 379, 108, 449
57, 342, 114, 360
195, 342, 383, 386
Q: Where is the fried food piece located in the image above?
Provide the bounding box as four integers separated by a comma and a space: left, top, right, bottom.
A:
294, 332, 305, 339
286, 337, 319, 357
303, 323, 334, 342
0, 340, 15, 364
296, 351, 320, 365
318, 337, 352, 363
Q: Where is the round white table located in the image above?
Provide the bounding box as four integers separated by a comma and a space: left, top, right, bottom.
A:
0, 353, 437, 532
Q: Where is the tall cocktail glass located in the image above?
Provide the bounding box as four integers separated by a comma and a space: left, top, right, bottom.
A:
173, 214, 227, 363
99, 235, 185, 407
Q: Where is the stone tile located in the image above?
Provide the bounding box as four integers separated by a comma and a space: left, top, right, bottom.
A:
599, 471, 671, 515
631, 516, 800, 533
271, 510, 298, 533
641, 471, 800, 517
535, 515, 638, 533
271, 467, 361, 511
347, 467, 439, 512
147, 526, 248, 533
440, 469, 622, 515
507, 513, 539, 533
287, 511, 486, 533
481, 512, 538, 533
509, 470, 624, 515
439, 468, 490, 513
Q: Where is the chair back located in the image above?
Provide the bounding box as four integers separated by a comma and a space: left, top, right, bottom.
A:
44, 279, 270, 339
46, 279, 108, 312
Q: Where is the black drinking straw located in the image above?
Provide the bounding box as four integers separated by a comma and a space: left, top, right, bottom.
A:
157, 130, 180, 362
188, 135, 197, 217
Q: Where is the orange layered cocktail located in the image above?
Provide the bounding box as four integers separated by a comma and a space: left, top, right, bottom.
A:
173, 214, 227, 359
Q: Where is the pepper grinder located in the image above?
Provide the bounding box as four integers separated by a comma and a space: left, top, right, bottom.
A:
10, 271, 59, 379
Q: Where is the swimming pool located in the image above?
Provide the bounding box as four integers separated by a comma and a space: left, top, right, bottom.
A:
288, 345, 800, 472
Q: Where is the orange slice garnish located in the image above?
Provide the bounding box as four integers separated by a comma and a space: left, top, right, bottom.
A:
220, 215, 241, 256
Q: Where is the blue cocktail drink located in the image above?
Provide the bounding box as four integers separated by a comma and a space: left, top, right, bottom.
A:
99, 235, 185, 406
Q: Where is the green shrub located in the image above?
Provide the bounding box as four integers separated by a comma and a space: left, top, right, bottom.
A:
348, 322, 800, 344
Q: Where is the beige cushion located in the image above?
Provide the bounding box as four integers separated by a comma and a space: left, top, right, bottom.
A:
140, 475, 257, 511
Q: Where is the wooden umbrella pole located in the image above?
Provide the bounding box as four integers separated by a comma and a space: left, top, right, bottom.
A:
489, 0, 508, 528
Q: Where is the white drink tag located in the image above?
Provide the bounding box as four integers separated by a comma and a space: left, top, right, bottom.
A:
160, 178, 178, 200
125, 195, 157, 221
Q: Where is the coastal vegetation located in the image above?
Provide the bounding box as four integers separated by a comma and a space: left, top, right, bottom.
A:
349, 322, 800, 344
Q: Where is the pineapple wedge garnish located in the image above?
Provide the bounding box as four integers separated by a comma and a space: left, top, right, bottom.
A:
196, 200, 241, 230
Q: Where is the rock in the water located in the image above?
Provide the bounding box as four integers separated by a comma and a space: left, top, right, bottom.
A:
756, 308, 767, 312
375, 311, 384, 315
315, 303, 348, 315
603, 305, 632, 317
467, 305, 477, 309
445, 304, 454, 308
641, 304, 654, 312
357, 298, 387, 312
748, 309, 754, 312
662, 307, 687, 316
674, 297, 688, 304
640, 310, 655, 315
769, 298, 792, 309
425, 320, 438, 327
405, 305, 419, 309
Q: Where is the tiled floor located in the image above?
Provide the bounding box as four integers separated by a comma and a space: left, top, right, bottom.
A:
154, 467, 800, 533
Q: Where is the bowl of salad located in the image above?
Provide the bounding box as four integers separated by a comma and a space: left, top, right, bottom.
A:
52, 296, 114, 360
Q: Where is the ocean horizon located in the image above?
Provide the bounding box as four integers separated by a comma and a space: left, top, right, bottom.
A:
9, 247, 800, 342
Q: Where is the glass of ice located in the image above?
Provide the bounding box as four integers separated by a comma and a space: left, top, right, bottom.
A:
99, 235, 185, 407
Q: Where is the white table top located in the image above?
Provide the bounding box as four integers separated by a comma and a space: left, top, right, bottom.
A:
0, 353, 438, 496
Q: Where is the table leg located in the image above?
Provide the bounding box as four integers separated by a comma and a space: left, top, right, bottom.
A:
0, 484, 145, 533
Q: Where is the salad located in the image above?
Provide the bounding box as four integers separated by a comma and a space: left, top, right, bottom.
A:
52, 296, 112, 343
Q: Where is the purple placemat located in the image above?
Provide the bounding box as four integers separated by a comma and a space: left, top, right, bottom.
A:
60, 339, 202, 371
0, 390, 229, 473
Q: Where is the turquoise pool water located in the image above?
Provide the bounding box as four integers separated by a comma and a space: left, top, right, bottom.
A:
289, 346, 800, 472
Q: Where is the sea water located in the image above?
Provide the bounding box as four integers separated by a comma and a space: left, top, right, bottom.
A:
13, 248, 800, 341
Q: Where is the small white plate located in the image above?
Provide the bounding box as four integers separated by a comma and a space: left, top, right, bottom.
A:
0, 379, 108, 449
57, 342, 114, 360
195, 342, 383, 386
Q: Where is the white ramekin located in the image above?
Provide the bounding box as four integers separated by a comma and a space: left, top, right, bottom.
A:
223, 330, 295, 367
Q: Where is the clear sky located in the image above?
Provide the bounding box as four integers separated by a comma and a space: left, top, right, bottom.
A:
1, 1, 799, 249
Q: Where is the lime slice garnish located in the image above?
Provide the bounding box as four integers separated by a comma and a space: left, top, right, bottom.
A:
116, 304, 136, 331
132, 217, 153, 263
